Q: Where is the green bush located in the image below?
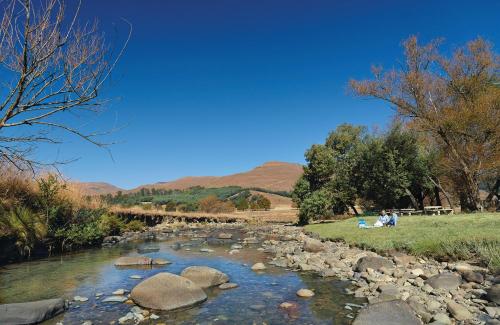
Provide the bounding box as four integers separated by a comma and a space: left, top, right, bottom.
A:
98, 214, 125, 236
124, 220, 145, 232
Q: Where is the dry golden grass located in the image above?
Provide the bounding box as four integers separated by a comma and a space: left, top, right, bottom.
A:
110, 206, 298, 224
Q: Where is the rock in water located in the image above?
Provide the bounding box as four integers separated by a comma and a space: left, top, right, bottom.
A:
217, 233, 233, 239
425, 273, 461, 290
114, 256, 153, 266
296, 289, 315, 297
303, 238, 325, 253
354, 256, 394, 272
180, 266, 229, 288
152, 258, 171, 265
131, 272, 207, 311
353, 300, 422, 325
0, 298, 67, 325
251, 262, 267, 271
218, 283, 238, 290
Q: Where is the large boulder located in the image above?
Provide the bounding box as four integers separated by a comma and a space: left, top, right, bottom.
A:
115, 256, 153, 266
353, 300, 422, 325
180, 266, 229, 288
0, 298, 67, 325
425, 273, 461, 290
354, 256, 394, 272
131, 272, 207, 311
303, 238, 325, 253
486, 284, 500, 304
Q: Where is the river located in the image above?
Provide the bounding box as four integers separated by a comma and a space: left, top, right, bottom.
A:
0, 229, 366, 324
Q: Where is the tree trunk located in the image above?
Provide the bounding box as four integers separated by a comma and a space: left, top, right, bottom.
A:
433, 186, 442, 206
350, 204, 359, 216
485, 179, 499, 205
428, 176, 454, 209
437, 131, 481, 211
405, 188, 419, 209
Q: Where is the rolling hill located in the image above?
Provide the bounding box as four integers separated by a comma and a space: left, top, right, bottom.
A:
75, 161, 303, 195
133, 161, 303, 193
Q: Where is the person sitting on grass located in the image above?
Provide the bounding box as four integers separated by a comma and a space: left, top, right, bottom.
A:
387, 211, 398, 227
374, 210, 389, 227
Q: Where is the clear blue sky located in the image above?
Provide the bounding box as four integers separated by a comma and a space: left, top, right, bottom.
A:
47, 0, 500, 189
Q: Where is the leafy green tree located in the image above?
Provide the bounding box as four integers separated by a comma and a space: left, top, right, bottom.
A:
298, 189, 331, 225
249, 194, 271, 210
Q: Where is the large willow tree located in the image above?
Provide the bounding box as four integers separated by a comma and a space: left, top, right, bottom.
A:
350, 36, 500, 211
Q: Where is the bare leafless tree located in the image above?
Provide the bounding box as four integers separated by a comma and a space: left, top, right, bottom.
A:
0, 0, 130, 171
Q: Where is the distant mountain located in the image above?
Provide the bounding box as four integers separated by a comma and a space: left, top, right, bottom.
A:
72, 182, 124, 196
76, 161, 304, 195
134, 161, 303, 193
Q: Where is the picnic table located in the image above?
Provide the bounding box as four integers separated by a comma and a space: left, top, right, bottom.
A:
397, 208, 423, 216
424, 206, 454, 215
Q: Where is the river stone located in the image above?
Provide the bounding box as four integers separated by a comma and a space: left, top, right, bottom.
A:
486, 284, 500, 304
354, 256, 394, 272
218, 282, 238, 290
115, 256, 153, 266
217, 233, 233, 239
446, 300, 472, 321
425, 273, 461, 290
303, 238, 325, 253
251, 262, 267, 271
462, 270, 484, 283
102, 296, 128, 303
152, 258, 171, 265
353, 300, 422, 325
180, 266, 229, 288
296, 289, 315, 297
131, 272, 207, 311
432, 313, 452, 325
0, 298, 67, 325
392, 253, 416, 266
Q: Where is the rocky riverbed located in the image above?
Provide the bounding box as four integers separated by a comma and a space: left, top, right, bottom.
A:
1, 221, 498, 325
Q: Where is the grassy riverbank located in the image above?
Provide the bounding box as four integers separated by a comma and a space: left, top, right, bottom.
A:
306, 213, 500, 271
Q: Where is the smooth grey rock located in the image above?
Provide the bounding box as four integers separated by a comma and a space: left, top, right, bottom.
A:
0, 298, 67, 325
303, 238, 325, 253
180, 266, 229, 288
354, 256, 394, 272
425, 273, 461, 290
462, 271, 484, 283
446, 300, 472, 321
353, 300, 422, 325
131, 272, 207, 311
114, 256, 153, 266
432, 313, 452, 325
486, 284, 500, 304
102, 296, 128, 303
218, 283, 238, 290
217, 233, 233, 239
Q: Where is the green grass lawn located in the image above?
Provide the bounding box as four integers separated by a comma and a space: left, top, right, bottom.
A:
306, 213, 500, 271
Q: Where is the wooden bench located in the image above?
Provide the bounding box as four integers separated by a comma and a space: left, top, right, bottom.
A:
424, 206, 454, 215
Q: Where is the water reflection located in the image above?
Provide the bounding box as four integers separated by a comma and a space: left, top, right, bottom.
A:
0, 236, 365, 324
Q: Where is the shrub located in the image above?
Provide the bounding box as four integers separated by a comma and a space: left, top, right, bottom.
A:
99, 214, 125, 236
199, 195, 235, 213
249, 194, 271, 210
124, 220, 145, 232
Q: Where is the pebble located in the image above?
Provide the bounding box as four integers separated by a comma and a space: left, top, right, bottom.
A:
112, 289, 127, 295
296, 289, 315, 297
73, 296, 89, 302
130, 275, 142, 279
200, 248, 214, 253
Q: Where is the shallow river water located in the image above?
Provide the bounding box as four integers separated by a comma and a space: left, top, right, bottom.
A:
0, 233, 366, 325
